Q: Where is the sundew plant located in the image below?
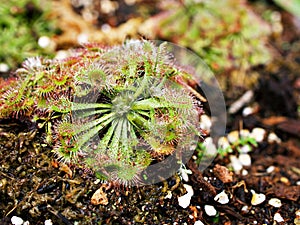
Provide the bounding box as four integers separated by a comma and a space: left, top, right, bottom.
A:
0, 40, 203, 186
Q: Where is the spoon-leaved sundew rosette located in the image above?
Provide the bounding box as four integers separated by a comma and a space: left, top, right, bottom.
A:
0, 40, 205, 186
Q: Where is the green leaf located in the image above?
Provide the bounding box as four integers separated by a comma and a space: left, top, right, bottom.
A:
273, 0, 300, 17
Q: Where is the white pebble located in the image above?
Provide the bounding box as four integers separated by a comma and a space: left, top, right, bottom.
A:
77, 33, 89, 44
44, 219, 53, 225
230, 155, 243, 173
204, 205, 217, 216
239, 129, 250, 138
241, 169, 248, 176
274, 213, 284, 222
178, 184, 194, 208
101, 23, 111, 33
0, 63, 9, 72
250, 128, 266, 142
239, 144, 252, 153
200, 115, 212, 132
178, 193, 192, 208
94, 179, 101, 185
242, 106, 254, 117
238, 153, 251, 166
268, 198, 282, 208
227, 130, 239, 144
266, 166, 275, 173
251, 190, 266, 205
11, 216, 24, 225
268, 132, 281, 143
203, 137, 218, 156
183, 184, 194, 196
214, 190, 229, 204
241, 205, 249, 213
297, 181, 300, 186
23, 221, 30, 225
165, 190, 172, 199
194, 220, 205, 225
38, 36, 51, 48
218, 137, 231, 150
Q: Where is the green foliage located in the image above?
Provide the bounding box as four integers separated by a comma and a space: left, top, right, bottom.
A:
151, 0, 271, 74
0, 40, 202, 185
273, 0, 300, 17
218, 136, 257, 158
0, 0, 57, 71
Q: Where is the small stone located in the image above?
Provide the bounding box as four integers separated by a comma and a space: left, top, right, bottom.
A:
178, 184, 194, 208
239, 129, 250, 138
250, 128, 266, 142
274, 213, 284, 222
77, 33, 89, 44
296, 209, 300, 217
213, 164, 233, 183
238, 153, 251, 166
218, 137, 231, 151
0, 63, 9, 72
204, 205, 217, 216
229, 155, 243, 173
183, 184, 194, 196
38, 36, 51, 48
194, 221, 205, 225
214, 190, 229, 204
239, 144, 252, 153
268, 198, 282, 208
200, 115, 212, 133
178, 193, 192, 208
101, 23, 111, 32
44, 219, 53, 225
11, 216, 24, 225
94, 179, 101, 185
266, 166, 275, 173
280, 177, 289, 184
242, 106, 254, 117
241, 205, 249, 213
241, 169, 248, 176
202, 137, 218, 156
297, 181, 300, 186
23, 221, 30, 225
268, 132, 281, 143
251, 190, 266, 205
165, 190, 172, 199
227, 130, 239, 144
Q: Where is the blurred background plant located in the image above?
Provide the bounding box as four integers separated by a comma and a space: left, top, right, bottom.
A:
139, 0, 275, 92
273, 0, 300, 18
0, 0, 58, 75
